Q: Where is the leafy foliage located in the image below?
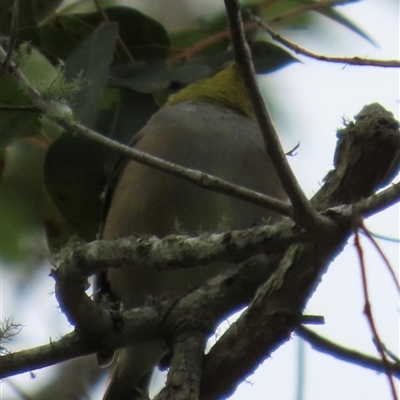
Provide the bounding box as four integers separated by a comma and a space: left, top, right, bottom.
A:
0, 0, 372, 255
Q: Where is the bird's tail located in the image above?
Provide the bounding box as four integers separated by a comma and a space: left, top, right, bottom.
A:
102, 342, 164, 400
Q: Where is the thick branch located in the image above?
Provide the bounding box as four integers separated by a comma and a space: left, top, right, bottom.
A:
156, 330, 206, 400
312, 104, 400, 208
0, 332, 94, 378
0, 253, 282, 379
349, 182, 400, 218
199, 103, 400, 399
200, 233, 347, 399
67, 223, 307, 274
1, 103, 398, 386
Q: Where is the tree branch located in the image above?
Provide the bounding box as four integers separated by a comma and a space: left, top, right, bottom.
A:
1, 102, 398, 389
0, 0, 19, 75
1, 253, 282, 379
0, 45, 292, 219
297, 326, 400, 378
269, 0, 362, 26
223, 0, 332, 234
0, 332, 95, 378
61, 223, 307, 275
199, 103, 400, 399
156, 330, 206, 400
349, 182, 400, 218
258, 18, 400, 68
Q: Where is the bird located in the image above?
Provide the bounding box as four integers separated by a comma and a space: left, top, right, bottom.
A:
98, 64, 287, 400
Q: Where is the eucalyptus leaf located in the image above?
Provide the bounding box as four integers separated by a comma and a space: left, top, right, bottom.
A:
74, 6, 170, 62
44, 134, 111, 241
17, 5, 170, 64
251, 41, 300, 74
64, 22, 117, 127
259, 0, 374, 44
109, 61, 171, 93
43, 87, 158, 241
110, 88, 159, 144
0, 0, 63, 34
316, 5, 375, 45
0, 74, 39, 149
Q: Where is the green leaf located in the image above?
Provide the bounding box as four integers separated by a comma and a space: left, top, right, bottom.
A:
44, 134, 111, 241
109, 88, 159, 144
17, 6, 170, 63
251, 41, 300, 74
74, 6, 170, 62
0, 150, 5, 178
0, 75, 38, 149
64, 22, 117, 127
315, 5, 375, 45
43, 83, 159, 241
109, 37, 297, 99
17, 15, 95, 61
258, 0, 374, 44
42, 182, 77, 253
164, 63, 212, 86
0, 48, 56, 149
109, 61, 171, 94
0, 0, 63, 34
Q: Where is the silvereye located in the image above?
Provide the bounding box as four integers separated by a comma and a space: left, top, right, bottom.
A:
100, 65, 286, 400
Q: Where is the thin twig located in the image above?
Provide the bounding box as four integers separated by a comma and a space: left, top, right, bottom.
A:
168, 21, 258, 64
258, 0, 282, 11
24, 136, 52, 148
258, 18, 400, 68
360, 222, 400, 294
297, 326, 400, 378
170, 1, 395, 69
361, 229, 400, 244
0, 45, 292, 218
285, 141, 300, 157
0, 0, 19, 75
377, 340, 400, 364
223, 0, 331, 234
63, 122, 292, 216
354, 226, 398, 400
